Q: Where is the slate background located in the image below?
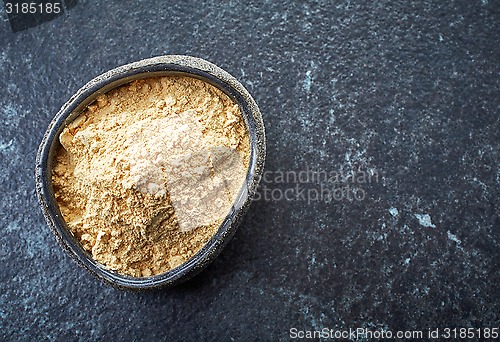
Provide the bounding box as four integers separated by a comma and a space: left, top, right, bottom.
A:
0, 0, 498, 341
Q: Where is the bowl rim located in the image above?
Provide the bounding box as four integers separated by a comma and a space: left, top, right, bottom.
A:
35, 55, 266, 290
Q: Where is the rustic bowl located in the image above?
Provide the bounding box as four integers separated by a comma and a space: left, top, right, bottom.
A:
35, 55, 265, 290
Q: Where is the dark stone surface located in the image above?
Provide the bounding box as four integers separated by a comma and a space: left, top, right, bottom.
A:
0, 0, 498, 340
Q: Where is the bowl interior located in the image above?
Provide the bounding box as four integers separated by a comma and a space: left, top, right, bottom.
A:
37, 62, 263, 289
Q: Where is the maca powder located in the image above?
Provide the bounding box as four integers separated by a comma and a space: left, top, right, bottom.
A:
51, 76, 250, 277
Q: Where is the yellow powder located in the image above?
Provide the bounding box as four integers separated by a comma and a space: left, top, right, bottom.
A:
51, 76, 250, 277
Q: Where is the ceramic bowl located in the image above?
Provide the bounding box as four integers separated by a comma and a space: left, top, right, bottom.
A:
35, 55, 265, 290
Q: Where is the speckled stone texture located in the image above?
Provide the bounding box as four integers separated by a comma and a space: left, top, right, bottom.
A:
0, 0, 498, 341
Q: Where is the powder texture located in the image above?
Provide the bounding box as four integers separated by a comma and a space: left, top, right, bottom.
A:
52, 76, 250, 277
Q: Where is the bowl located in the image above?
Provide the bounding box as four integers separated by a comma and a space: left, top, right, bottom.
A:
35, 55, 266, 290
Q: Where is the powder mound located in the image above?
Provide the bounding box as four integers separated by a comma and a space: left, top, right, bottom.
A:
52, 76, 250, 277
